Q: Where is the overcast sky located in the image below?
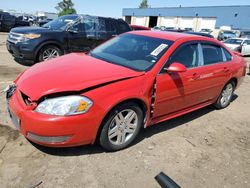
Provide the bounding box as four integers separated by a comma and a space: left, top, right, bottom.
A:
1, 0, 250, 18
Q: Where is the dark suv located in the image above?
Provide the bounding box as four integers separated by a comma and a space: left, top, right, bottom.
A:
6, 14, 131, 65
0, 12, 16, 32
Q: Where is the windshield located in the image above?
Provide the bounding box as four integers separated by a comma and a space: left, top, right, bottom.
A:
90, 34, 173, 71
224, 39, 243, 44
42, 15, 78, 30
242, 31, 250, 36
223, 31, 235, 35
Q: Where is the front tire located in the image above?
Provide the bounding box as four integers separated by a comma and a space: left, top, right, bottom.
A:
214, 81, 235, 109
38, 45, 62, 62
99, 102, 143, 151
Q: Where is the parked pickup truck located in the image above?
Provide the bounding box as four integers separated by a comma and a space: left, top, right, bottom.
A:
6, 14, 131, 65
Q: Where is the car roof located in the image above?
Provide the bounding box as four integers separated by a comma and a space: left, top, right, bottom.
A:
128, 30, 215, 42
65, 14, 123, 21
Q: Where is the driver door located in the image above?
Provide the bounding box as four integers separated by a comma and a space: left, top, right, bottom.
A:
67, 17, 97, 52
153, 42, 204, 118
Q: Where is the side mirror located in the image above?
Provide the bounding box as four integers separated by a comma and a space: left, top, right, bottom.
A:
68, 27, 79, 34
165, 62, 187, 73
242, 43, 247, 46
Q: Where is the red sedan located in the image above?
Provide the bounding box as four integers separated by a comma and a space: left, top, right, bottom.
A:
7, 31, 246, 151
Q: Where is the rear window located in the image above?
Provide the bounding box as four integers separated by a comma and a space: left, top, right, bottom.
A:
202, 44, 223, 65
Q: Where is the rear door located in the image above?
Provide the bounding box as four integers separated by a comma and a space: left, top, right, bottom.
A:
196, 43, 233, 101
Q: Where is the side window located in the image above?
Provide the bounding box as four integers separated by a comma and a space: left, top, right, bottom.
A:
71, 18, 96, 32
83, 18, 96, 32
202, 44, 223, 65
97, 18, 106, 31
105, 19, 116, 32
169, 44, 199, 68
222, 48, 232, 62
71, 22, 84, 32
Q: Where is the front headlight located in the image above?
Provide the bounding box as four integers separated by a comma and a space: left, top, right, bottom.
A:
23, 33, 41, 40
35, 96, 93, 116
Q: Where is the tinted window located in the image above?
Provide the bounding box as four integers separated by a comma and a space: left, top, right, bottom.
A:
202, 44, 223, 65
117, 20, 130, 34
71, 22, 84, 32
83, 18, 96, 31
169, 44, 199, 68
90, 33, 173, 71
222, 48, 232, 62
97, 18, 105, 31
106, 19, 116, 32
71, 17, 96, 32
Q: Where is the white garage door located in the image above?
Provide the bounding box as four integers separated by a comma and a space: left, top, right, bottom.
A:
134, 17, 146, 26
179, 17, 194, 29
160, 17, 175, 27
200, 18, 216, 30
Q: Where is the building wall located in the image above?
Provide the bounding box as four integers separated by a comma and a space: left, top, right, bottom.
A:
123, 5, 250, 29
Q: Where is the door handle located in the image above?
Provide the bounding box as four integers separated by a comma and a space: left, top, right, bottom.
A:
191, 73, 200, 80
86, 34, 95, 40
223, 67, 230, 73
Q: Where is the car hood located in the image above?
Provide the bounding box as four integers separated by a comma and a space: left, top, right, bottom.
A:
10, 26, 58, 34
16, 53, 145, 101
224, 43, 240, 49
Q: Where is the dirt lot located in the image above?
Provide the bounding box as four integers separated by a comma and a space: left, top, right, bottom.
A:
0, 32, 249, 188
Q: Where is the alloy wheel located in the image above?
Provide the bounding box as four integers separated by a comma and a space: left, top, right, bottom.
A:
108, 109, 138, 145
220, 83, 233, 106
42, 48, 60, 61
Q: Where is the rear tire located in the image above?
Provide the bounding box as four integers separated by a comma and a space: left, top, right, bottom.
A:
38, 45, 62, 62
214, 81, 235, 109
99, 102, 143, 151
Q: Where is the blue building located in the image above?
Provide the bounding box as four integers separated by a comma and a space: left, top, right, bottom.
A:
122, 5, 250, 30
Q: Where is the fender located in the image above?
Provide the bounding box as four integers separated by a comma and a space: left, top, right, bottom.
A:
34, 40, 65, 59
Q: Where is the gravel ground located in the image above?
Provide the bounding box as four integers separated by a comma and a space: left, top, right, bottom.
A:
0, 32, 249, 188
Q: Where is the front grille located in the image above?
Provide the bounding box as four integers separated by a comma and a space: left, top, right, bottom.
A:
8, 32, 24, 44
27, 132, 71, 143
